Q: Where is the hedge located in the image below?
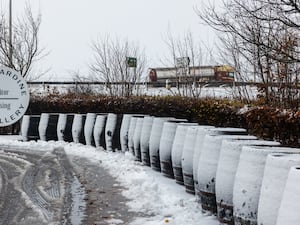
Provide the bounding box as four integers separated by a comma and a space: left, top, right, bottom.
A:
244, 106, 300, 147
1, 93, 300, 147
27, 93, 246, 128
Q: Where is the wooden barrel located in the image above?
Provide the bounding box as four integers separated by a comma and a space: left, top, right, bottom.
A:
276, 166, 300, 225
105, 113, 117, 151
159, 119, 188, 178
72, 114, 86, 144
38, 113, 59, 141
149, 117, 174, 172
171, 125, 189, 185
105, 113, 123, 151
127, 115, 144, 155
194, 127, 248, 196
93, 114, 107, 148
182, 126, 199, 194
198, 132, 255, 214
38, 113, 49, 141
140, 116, 154, 166
57, 113, 74, 142
47, 113, 59, 141
193, 126, 214, 197
215, 139, 280, 225
57, 114, 67, 141
133, 117, 144, 161
128, 117, 138, 155
84, 113, 97, 146
21, 115, 41, 141
233, 146, 300, 225
257, 153, 300, 225
171, 123, 198, 185
120, 114, 132, 152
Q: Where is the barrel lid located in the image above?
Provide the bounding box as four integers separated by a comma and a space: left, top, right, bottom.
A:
86, 112, 97, 115
268, 153, 300, 160
223, 139, 280, 146
206, 134, 257, 140
177, 122, 198, 126
242, 145, 300, 153
209, 127, 247, 135
167, 118, 188, 123
131, 114, 146, 118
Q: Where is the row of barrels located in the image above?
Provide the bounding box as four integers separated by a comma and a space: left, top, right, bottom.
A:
21, 113, 122, 150
20, 113, 300, 225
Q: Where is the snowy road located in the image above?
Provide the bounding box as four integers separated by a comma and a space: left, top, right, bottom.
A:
0, 146, 85, 225
0, 138, 219, 225
0, 142, 144, 225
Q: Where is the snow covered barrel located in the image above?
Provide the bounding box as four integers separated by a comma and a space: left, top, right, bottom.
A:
159, 119, 188, 178
197, 128, 253, 214
21, 115, 31, 141
215, 139, 280, 225
93, 114, 107, 148
149, 117, 173, 172
105, 113, 117, 151
38, 113, 59, 141
276, 166, 300, 225
133, 117, 144, 161
140, 116, 154, 166
172, 123, 199, 185
120, 114, 132, 152
38, 113, 49, 141
21, 115, 40, 141
57, 113, 74, 142
84, 113, 97, 146
57, 114, 67, 141
128, 115, 144, 155
233, 146, 300, 225
181, 126, 200, 194
47, 113, 59, 141
257, 153, 300, 225
128, 117, 138, 155
105, 113, 123, 151
193, 126, 214, 196
72, 114, 86, 144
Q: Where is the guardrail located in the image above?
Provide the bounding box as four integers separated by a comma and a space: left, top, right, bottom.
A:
27, 81, 300, 89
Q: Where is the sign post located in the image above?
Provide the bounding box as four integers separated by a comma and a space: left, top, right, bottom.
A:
176, 57, 190, 68
126, 57, 137, 96
0, 66, 30, 127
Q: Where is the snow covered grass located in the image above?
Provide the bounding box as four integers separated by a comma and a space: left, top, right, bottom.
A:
29, 84, 258, 99
0, 137, 218, 225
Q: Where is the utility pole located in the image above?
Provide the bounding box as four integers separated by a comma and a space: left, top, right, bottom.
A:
9, 0, 13, 68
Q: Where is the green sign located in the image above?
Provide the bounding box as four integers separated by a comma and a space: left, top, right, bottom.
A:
126, 57, 137, 68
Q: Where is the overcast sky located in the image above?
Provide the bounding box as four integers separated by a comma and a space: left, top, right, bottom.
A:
1, 0, 218, 80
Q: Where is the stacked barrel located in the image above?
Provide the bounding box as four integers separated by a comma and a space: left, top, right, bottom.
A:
20, 112, 300, 225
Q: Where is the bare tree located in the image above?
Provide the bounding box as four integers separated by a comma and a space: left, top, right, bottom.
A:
67, 70, 95, 95
196, 0, 300, 107
0, 4, 47, 80
216, 34, 254, 102
162, 29, 210, 97
89, 35, 147, 96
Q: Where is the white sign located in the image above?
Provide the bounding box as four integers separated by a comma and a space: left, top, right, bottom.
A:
0, 66, 30, 127
176, 57, 190, 68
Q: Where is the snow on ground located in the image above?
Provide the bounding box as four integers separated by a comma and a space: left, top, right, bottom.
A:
29, 83, 258, 100
0, 136, 218, 225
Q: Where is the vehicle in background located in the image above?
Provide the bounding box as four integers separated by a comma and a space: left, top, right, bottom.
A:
148, 65, 235, 83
